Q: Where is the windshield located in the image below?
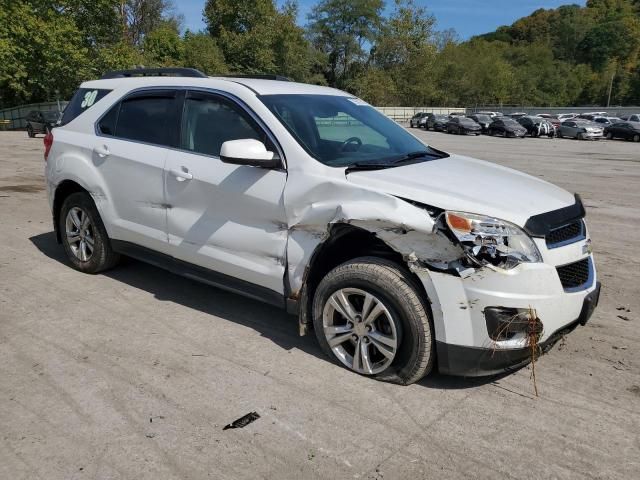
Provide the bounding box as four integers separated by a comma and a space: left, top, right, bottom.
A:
475, 115, 491, 122
502, 119, 520, 126
459, 118, 476, 124
260, 94, 436, 167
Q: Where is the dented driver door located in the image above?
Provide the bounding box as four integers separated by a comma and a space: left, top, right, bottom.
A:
164, 91, 288, 299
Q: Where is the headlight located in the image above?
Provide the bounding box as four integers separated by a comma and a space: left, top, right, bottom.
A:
445, 211, 542, 269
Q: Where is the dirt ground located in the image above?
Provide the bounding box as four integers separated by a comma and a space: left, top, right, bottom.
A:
0, 129, 638, 479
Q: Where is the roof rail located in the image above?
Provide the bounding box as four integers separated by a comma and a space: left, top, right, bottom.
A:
220, 74, 292, 82
100, 68, 207, 79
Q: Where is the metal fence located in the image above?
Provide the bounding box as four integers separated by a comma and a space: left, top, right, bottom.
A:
0, 101, 68, 130
375, 107, 465, 122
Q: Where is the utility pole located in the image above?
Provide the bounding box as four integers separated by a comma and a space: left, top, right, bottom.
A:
606, 71, 615, 108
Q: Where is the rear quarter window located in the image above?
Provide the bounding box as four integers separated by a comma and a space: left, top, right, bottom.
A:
60, 88, 112, 126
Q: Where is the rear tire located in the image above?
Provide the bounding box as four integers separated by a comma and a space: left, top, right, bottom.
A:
27, 125, 35, 138
59, 192, 120, 274
313, 257, 435, 385
606, 132, 613, 140
633, 134, 640, 142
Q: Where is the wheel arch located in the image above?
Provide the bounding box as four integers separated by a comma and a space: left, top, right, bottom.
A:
52, 180, 90, 243
295, 223, 436, 336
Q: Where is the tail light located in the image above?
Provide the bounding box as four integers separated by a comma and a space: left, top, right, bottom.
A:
44, 131, 53, 161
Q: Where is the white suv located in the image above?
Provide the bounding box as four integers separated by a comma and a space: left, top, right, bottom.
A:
45, 68, 600, 384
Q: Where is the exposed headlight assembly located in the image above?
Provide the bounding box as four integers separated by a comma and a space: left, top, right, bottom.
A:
445, 211, 542, 270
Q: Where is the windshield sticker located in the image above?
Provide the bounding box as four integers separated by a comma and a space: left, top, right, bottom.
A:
81, 90, 99, 109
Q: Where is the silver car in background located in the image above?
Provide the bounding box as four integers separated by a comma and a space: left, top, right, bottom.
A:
558, 120, 604, 140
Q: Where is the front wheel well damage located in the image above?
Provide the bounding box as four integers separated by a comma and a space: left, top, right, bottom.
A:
53, 180, 88, 243
297, 224, 432, 335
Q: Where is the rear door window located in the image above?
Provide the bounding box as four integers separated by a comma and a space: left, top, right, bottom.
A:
107, 90, 181, 147
60, 88, 111, 126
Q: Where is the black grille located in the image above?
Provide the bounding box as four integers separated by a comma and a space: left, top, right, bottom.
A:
557, 258, 590, 290
546, 220, 584, 247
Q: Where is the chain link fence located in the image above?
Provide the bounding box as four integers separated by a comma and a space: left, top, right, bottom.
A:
0, 101, 68, 130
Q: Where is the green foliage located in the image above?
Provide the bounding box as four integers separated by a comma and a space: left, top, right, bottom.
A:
0, 1, 92, 106
308, 0, 384, 88
182, 32, 227, 75
1, 0, 640, 109
142, 21, 183, 66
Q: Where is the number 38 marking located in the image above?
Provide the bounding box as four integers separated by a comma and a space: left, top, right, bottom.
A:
81, 90, 98, 108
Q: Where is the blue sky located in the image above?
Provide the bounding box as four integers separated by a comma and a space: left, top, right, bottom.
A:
178, 1, 587, 39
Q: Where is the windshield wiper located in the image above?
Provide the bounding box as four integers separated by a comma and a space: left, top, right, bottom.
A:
345, 148, 448, 174
344, 162, 396, 174
390, 150, 439, 164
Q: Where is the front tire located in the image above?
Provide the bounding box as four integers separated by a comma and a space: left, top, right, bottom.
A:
633, 134, 640, 142
313, 257, 434, 385
59, 192, 120, 274
27, 125, 35, 138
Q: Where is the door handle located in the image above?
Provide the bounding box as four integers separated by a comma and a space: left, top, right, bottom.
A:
93, 145, 110, 158
170, 167, 193, 182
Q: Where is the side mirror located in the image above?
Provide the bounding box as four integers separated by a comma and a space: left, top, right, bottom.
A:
220, 139, 280, 168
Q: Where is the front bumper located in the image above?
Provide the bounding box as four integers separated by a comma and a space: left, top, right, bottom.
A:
583, 131, 604, 139
414, 229, 599, 377
436, 282, 601, 376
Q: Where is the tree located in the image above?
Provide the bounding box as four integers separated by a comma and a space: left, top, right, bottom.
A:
204, 0, 316, 79
120, 0, 181, 46
272, 2, 317, 81
307, 0, 384, 88
204, 0, 278, 73
182, 32, 227, 75
371, 0, 437, 105
142, 20, 183, 66
0, 1, 93, 106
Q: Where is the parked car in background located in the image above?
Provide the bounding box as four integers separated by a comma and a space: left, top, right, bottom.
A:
620, 114, 640, 122
469, 114, 492, 133
537, 114, 561, 128
593, 116, 622, 128
446, 116, 482, 135
409, 112, 428, 128
509, 112, 528, 119
577, 113, 608, 122
517, 116, 555, 138
604, 121, 640, 142
558, 113, 578, 121
557, 120, 603, 140
425, 113, 450, 131
477, 111, 502, 118
26, 110, 59, 137
488, 118, 527, 137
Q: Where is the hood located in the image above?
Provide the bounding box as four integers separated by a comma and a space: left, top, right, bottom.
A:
346, 154, 575, 227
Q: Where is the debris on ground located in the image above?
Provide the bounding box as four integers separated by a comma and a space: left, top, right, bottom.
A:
223, 412, 260, 430
627, 385, 640, 396
617, 315, 631, 321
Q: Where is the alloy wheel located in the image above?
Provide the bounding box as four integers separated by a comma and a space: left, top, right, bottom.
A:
65, 207, 95, 262
322, 288, 398, 375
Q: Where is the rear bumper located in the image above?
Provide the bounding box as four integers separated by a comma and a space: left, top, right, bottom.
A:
436, 282, 601, 376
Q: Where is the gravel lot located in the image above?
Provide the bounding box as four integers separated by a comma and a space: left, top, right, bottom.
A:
1, 129, 639, 479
